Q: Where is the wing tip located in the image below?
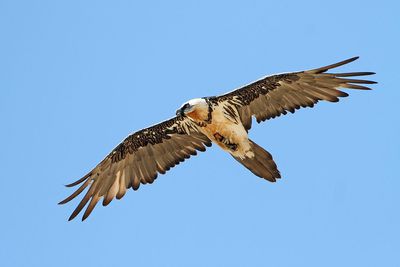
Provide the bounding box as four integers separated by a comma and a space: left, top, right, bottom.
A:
81, 212, 90, 221
349, 56, 360, 61
102, 196, 113, 207
341, 56, 360, 65
67, 214, 87, 222
66, 208, 91, 222
65, 172, 92, 187
68, 213, 78, 221
312, 56, 361, 74
58, 199, 68, 205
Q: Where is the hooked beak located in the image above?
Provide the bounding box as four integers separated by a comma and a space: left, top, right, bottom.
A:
176, 108, 185, 117
176, 103, 194, 117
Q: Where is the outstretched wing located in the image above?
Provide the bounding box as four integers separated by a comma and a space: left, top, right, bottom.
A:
217, 57, 376, 130
59, 117, 211, 221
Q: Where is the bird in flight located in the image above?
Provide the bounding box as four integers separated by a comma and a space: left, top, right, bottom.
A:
60, 57, 376, 221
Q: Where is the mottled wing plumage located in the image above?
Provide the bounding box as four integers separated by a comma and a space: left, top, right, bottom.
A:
217, 57, 376, 130
59, 117, 211, 221
60, 56, 375, 221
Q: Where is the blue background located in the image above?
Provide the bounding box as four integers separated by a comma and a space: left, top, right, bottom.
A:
1, 1, 398, 266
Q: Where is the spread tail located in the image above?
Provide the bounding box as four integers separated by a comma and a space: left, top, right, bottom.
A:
232, 140, 281, 182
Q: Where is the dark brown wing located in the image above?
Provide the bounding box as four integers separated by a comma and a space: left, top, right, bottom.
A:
59, 117, 211, 221
217, 57, 376, 130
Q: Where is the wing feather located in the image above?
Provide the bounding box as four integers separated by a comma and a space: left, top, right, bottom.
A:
217, 57, 376, 129
59, 117, 211, 221
117, 169, 127, 199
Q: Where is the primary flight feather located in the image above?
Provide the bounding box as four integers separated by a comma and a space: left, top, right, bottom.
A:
60, 57, 376, 221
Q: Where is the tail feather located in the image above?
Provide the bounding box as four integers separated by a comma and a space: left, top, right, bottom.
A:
232, 140, 280, 182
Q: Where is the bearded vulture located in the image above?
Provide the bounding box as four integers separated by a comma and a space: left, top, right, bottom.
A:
60, 57, 376, 221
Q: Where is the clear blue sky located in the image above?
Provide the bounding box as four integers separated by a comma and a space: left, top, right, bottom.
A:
1, 1, 398, 266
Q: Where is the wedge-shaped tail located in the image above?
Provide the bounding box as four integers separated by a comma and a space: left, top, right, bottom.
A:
232, 140, 281, 182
